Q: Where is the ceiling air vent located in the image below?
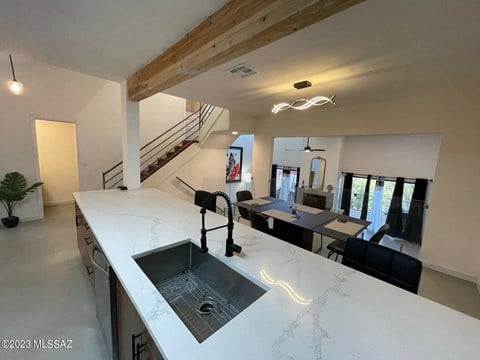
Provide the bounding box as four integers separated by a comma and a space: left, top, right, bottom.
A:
226, 63, 257, 78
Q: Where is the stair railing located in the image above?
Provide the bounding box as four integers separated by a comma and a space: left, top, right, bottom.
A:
175, 176, 225, 215
102, 103, 215, 189
176, 176, 196, 192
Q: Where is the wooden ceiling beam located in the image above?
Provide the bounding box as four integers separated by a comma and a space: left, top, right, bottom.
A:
128, 0, 364, 101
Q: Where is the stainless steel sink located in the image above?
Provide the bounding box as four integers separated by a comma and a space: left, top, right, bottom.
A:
134, 241, 267, 343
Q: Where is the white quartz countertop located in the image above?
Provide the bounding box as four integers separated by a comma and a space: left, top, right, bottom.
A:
74, 189, 480, 360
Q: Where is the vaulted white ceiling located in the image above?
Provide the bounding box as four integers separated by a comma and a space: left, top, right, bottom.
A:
165, 0, 480, 115
1, 0, 479, 116
0, 0, 227, 80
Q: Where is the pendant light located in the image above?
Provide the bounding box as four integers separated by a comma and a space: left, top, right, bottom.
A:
272, 80, 335, 114
7, 54, 24, 96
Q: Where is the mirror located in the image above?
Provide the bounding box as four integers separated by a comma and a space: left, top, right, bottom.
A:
309, 156, 326, 189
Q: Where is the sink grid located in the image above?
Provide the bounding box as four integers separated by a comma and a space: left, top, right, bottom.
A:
156, 270, 240, 343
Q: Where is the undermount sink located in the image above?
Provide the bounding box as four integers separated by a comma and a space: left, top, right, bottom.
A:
134, 240, 267, 343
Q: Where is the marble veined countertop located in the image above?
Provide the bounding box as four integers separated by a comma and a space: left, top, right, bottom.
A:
73, 189, 480, 360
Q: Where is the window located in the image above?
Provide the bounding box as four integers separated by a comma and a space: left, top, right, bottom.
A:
350, 176, 376, 218
342, 173, 427, 244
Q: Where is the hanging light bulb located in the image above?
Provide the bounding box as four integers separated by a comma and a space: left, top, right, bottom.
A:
8, 80, 23, 95
7, 54, 24, 96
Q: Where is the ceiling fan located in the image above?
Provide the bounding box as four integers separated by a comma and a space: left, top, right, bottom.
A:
285, 137, 325, 152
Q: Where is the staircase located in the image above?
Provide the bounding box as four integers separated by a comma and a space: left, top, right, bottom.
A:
140, 139, 197, 181
102, 104, 215, 189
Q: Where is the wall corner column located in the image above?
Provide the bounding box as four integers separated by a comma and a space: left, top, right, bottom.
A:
121, 80, 140, 189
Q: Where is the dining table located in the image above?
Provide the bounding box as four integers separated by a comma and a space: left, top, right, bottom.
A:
233, 197, 371, 251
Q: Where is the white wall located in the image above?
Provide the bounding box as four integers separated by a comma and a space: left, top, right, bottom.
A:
225, 134, 254, 200
342, 134, 441, 179
76, 86, 187, 191
0, 57, 107, 220
142, 145, 226, 206
271, 134, 440, 205
300, 137, 343, 192
0, 56, 187, 219
35, 120, 79, 205
272, 137, 305, 167
140, 93, 186, 145
252, 91, 480, 281
76, 82, 122, 191
272, 137, 344, 193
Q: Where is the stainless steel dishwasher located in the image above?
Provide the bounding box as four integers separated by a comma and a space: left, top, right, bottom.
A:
90, 242, 114, 359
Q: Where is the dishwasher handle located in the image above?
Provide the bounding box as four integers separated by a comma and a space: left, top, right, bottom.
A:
90, 246, 109, 276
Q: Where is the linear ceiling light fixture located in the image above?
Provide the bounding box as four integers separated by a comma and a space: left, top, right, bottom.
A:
272, 80, 335, 114
7, 54, 24, 96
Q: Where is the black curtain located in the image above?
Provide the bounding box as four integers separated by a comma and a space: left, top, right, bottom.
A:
404, 179, 428, 244
360, 175, 371, 220
341, 173, 353, 216
386, 177, 404, 237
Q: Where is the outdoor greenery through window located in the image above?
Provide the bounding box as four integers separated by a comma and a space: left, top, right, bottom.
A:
341, 172, 429, 245
349, 175, 415, 220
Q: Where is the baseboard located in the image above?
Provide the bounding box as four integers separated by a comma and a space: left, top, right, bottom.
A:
45, 200, 74, 206
422, 261, 476, 283
20, 215, 43, 222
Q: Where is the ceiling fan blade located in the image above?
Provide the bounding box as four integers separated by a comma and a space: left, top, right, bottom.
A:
285, 149, 304, 151
310, 148, 326, 152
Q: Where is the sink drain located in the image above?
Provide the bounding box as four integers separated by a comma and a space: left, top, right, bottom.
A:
196, 296, 216, 315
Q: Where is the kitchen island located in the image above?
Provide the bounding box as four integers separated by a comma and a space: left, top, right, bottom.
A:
74, 188, 480, 360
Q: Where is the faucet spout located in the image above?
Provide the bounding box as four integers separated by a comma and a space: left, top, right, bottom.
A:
199, 191, 242, 257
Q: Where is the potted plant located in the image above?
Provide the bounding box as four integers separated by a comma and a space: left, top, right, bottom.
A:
0, 172, 43, 228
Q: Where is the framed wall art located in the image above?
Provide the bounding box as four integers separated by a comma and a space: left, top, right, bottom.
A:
226, 146, 243, 183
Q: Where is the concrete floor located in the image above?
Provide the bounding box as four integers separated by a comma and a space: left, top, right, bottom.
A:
0, 204, 108, 360
0, 206, 478, 360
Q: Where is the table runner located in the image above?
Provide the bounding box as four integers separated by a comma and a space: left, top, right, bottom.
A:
242, 198, 272, 206
261, 209, 296, 223
323, 219, 365, 235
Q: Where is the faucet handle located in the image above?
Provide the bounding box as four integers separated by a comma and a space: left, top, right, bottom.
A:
226, 243, 242, 257
200, 230, 208, 253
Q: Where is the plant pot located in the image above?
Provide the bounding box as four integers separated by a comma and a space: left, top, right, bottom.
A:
1, 216, 19, 228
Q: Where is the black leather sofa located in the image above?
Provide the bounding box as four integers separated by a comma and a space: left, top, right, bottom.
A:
342, 237, 422, 293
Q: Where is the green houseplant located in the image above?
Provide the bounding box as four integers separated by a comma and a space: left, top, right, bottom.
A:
0, 172, 43, 228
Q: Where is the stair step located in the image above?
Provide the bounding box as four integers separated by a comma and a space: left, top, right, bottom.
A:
140, 140, 198, 182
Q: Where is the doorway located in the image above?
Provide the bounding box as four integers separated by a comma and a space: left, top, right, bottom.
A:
35, 119, 79, 207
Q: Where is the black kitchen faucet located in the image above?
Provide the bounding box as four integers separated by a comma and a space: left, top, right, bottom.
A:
199, 191, 242, 257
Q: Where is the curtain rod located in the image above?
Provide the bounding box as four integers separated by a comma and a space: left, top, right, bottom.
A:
341, 172, 433, 182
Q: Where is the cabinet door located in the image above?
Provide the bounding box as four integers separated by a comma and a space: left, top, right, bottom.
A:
117, 280, 148, 360
116, 279, 164, 360
143, 330, 164, 360
75, 206, 96, 291
76, 206, 85, 254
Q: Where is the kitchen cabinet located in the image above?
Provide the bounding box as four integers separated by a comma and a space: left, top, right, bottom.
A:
116, 278, 164, 360
75, 203, 163, 359
75, 203, 94, 290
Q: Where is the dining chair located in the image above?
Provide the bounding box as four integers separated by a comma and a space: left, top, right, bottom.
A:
194, 190, 216, 213
248, 210, 272, 235
236, 190, 253, 222
270, 220, 305, 249
342, 237, 422, 293
326, 224, 391, 262
368, 224, 392, 244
